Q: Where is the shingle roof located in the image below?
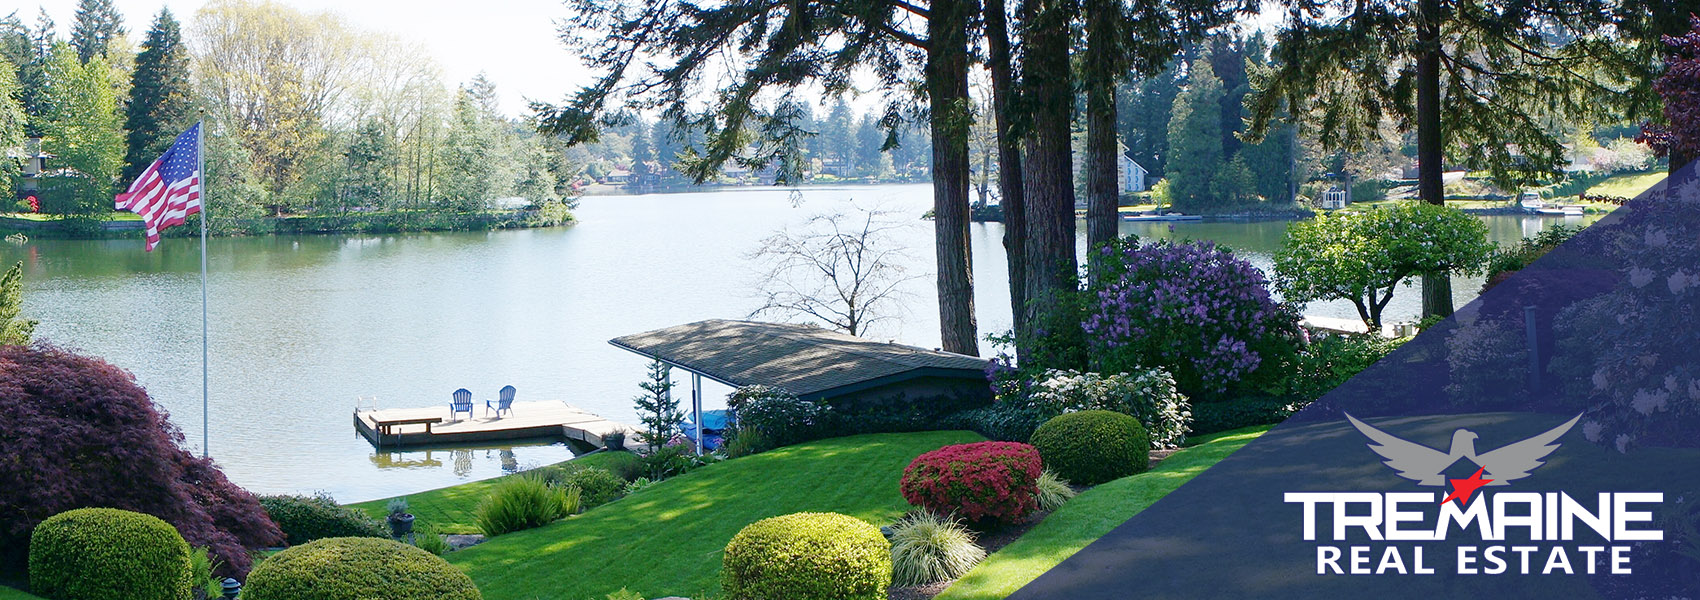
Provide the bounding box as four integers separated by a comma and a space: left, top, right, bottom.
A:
609, 319, 991, 399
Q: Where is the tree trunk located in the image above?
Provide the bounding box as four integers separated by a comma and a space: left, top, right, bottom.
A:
1416, 0, 1454, 320
1084, 0, 1119, 265
1019, 0, 1080, 367
927, 0, 979, 356
986, 0, 1028, 345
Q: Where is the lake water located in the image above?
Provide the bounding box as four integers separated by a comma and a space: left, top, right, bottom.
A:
0, 184, 1599, 502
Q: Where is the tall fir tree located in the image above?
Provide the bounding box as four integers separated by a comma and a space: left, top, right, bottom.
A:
632, 359, 684, 447
1116, 64, 1183, 181
70, 0, 124, 64
1166, 57, 1224, 212
124, 9, 194, 182
0, 63, 23, 193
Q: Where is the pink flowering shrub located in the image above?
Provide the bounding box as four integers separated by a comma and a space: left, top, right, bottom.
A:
899, 442, 1041, 525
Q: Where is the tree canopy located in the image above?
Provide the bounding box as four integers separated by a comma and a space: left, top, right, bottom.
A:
1275, 202, 1492, 330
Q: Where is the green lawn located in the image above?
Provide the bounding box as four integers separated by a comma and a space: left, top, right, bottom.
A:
0, 585, 43, 600
348, 451, 643, 535
449, 431, 984, 600
935, 425, 1271, 600
1587, 171, 1667, 199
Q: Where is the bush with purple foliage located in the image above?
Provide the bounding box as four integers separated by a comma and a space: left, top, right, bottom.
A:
0, 344, 283, 577
1084, 238, 1300, 400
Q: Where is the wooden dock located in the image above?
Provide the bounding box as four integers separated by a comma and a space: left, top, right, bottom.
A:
353, 401, 634, 449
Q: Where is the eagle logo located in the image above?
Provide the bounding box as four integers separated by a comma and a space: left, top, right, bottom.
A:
1345, 413, 1582, 488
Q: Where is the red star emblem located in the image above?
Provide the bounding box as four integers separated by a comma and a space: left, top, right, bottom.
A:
1439, 466, 1495, 506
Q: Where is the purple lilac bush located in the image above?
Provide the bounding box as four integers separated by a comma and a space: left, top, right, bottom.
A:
1084, 239, 1299, 399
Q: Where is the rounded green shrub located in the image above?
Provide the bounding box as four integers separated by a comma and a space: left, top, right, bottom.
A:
722, 512, 890, 600
242, 537, 481, 600
561, 467, 626, 510
1030, 410, 1150, 486
28, 508, 193, 600
258, 495, 388, 545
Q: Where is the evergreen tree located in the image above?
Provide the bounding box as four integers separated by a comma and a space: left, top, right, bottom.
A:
0, 10, 55, 134
629, 119, 654, 185
1233, 34, 1295, 203
632, 359, 684, 448
1116, 64, 1182, 181
0, 63, 23, 193
70, 0, 124, 64
124, 9, 194, 182
344, 118, 396, 207
38, 42, 124, 215
1165, 57, 1224, 212
438, 89, 501, 211
854, 115, 886, 178
823, 100, 857, 175
0, 261, 34, 346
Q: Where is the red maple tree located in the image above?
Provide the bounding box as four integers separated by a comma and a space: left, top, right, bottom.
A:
1640, 15, 1700, 168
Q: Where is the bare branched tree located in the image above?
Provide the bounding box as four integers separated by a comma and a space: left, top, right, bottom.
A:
748, 204, 920, 337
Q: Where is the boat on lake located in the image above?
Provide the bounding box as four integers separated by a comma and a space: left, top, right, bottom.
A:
1535, 205, 1584, 216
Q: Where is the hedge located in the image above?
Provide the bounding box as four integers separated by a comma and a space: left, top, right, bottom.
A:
28, 508, 192, 600
721, 512, 889, 600
258, 495, 388, 546
242, 537, 480, 600
1030, 411, 1149, 486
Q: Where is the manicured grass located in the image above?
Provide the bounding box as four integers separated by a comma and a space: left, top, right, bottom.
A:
348, 450, 642, 535
450, 431, 984, 600
1587, 171, 1667, 199
0, 585, 43, 600
935, 425, 1271, 600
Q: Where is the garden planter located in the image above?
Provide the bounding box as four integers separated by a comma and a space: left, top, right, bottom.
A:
388, 513, 415, 538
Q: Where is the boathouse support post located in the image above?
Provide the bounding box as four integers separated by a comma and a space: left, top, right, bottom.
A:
692, 372, 703, 455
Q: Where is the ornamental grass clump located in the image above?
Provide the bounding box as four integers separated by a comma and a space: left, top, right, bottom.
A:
1031, 411, 1150, 486
899, 441, 1042, 526
1085, 238, 1300, 400
888, 511, 986, 586
722, 512, 890, 600
1035, 470, 1078, 512
474, 475, 580, 536
28, 508, 193, 600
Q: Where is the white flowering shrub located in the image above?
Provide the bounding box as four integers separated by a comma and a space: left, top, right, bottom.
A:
1023, 368, 1191, 448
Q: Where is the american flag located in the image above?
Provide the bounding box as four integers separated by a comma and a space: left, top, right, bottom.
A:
116, 123, 202, 251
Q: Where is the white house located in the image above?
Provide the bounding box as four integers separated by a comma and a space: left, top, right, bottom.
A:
1118, 153, 1148, 193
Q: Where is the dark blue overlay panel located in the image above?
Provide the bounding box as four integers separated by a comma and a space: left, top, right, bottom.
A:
1011, 163, 1700, 599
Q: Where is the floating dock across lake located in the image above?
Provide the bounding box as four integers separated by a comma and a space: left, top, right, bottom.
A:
353, 401, 634, 449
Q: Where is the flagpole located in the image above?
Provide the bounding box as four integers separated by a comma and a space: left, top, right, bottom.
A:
197, 118, 209, 459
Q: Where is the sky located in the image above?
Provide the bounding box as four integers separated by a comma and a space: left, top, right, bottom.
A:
12, 0, 1286, 119
17, 0, 592, 117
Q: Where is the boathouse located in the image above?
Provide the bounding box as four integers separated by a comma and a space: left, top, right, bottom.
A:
610, 319, 994, 450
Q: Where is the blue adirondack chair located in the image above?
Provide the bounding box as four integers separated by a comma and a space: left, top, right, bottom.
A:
487, 385, 516, 418
449, 388, 474, 421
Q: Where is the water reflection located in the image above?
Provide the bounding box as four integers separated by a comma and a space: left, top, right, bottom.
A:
367, 442, 571, 481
